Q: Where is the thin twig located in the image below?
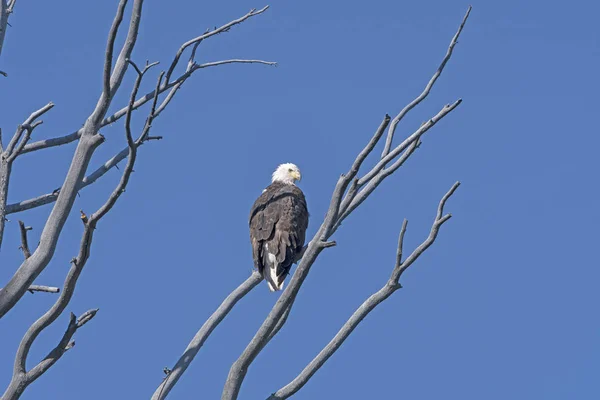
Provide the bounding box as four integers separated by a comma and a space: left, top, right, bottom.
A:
18, 220, 31, 259
27, 285, 59, 294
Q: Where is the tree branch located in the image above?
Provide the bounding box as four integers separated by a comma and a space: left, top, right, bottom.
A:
152, 271, 263, 400
0, 285, 60, 294
26, 285, 59, 294
268, 184, 458, 399
381, 6, 471, 157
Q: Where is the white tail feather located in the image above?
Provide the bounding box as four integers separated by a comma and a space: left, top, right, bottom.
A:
267, 253, 283, 291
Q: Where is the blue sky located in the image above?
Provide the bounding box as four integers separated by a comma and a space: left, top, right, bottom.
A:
1, 0, 599, 399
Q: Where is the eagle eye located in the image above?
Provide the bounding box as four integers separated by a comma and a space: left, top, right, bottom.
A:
288, 168, 293, 172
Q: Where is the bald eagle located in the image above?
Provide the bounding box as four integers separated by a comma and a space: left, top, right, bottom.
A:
249, 163, 309, 291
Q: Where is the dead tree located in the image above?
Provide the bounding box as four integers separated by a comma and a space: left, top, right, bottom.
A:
0, 1, 470, 399
0, 1, 273, 399
154, 6, 471, 400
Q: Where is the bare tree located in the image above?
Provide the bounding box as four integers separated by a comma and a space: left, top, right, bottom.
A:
1, 1, 470, 399
0, 1, 273, 399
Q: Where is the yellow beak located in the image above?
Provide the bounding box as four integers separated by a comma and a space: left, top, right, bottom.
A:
291, 171, 302, 181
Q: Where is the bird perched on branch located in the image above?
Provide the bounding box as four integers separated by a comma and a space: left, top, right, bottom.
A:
249, 163, 309, 291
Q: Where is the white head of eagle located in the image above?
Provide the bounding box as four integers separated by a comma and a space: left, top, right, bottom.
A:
249, 163, 309, 291
271, 163, 302, 185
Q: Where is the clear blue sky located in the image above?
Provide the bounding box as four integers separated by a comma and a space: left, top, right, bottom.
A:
1, 0, 599, 399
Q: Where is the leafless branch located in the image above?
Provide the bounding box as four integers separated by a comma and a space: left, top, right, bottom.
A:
381, 6, 471, 157
152, 271, 263, 400
268, 184, 458, 399
26, 285, 59, 294
103, 0, 128, 101
193, 59, 276, 70
0, 0, 143, 319
222, 7, 469, 398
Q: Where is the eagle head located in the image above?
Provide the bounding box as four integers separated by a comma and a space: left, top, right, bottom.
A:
272, 163, 302, 185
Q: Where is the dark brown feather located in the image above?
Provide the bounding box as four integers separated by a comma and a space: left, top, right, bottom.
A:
249, 182, 309, 290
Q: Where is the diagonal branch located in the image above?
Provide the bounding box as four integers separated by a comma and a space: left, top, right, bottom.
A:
381, 6, 471, 157
151, 271, 263, 400
268, 183, 459, 399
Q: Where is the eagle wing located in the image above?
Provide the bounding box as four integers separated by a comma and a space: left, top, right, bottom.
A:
249, 183, 308, 290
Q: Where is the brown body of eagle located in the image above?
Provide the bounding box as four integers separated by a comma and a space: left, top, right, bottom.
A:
249, 181, 309, 291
